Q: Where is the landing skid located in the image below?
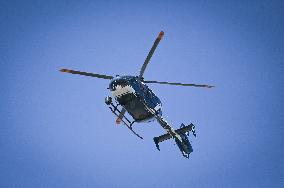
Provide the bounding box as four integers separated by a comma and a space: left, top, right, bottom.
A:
105, 97, 143, 139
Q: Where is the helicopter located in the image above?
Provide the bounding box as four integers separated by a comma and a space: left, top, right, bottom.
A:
60, 31, 214, 158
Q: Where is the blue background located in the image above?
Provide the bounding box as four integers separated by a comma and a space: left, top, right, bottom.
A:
1, 0, 283, 187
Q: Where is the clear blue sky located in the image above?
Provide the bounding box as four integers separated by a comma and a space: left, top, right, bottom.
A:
1, 0, 284, 187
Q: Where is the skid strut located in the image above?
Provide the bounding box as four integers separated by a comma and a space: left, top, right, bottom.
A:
105, 96, 143, 139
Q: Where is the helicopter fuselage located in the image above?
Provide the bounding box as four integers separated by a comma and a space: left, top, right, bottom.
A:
59, 31, 208, 158
109, 76, 162, 122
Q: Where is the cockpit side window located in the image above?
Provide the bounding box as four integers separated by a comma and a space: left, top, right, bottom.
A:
117, 79, 128, 87
146, 89, 153, 98
109, 79, 129, 91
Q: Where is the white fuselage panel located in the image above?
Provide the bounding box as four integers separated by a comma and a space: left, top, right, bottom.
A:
111, 85, 135, 98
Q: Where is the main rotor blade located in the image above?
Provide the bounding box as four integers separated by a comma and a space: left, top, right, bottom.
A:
139, 31, 164, 78
60, 69, 113, 80
143, 80, 214, 88
116, 108, 126, 124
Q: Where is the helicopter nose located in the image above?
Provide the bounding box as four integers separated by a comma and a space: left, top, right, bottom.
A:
109, 80, 116, 91
109, 79, 129, 91
109, 83, 116, 91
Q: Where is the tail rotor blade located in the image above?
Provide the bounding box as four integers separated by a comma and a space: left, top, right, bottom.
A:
60, 69, 113, 80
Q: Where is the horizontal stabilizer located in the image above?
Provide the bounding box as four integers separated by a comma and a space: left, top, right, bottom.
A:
153, 123, 195, 150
